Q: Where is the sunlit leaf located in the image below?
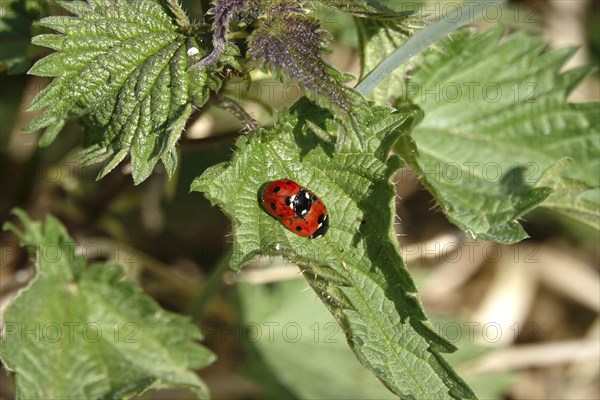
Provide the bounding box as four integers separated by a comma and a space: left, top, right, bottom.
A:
397, 27, 599, 241
25, 0, 219, 184
192, 100, 475, 399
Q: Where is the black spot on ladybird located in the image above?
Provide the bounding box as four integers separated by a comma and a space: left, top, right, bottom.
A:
295, 226, 302, 231
286, 181, 292, 184
273, 186, 281, 193
285, 196, 291, 205
270, 203, 276, 210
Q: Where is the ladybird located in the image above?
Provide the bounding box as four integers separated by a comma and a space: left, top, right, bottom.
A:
261, 179, 329, 239
282, 200, 329, 239
262, 179, 314, 220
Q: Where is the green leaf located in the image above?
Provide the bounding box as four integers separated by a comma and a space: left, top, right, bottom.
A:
431, 316, 517, 400
398, 27, 600, 242
535, 158, 600, 230
1, 209, 215, 399
192, 100, 475, 399
238, 278, 397, 399
24, 0, 218, 184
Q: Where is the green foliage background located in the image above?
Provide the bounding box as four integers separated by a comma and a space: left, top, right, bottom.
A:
0, 0, 598, 399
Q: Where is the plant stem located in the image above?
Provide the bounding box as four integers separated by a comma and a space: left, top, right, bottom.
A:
186, 252, 232, 322
355, 0, 507, 96
213, 94, 261, 133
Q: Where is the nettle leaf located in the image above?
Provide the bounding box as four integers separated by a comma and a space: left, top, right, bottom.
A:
192, 100, 476, 399
248, 8, 364, 115
535, 159, 600, 229
24, 0, 219, 184
397, 27, 600, 242
1, 209, 215, 399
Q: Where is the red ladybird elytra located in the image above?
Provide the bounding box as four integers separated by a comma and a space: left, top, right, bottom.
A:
282, 200, 329, 239
262, 179, 312, 220
261, 179, 329, 239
